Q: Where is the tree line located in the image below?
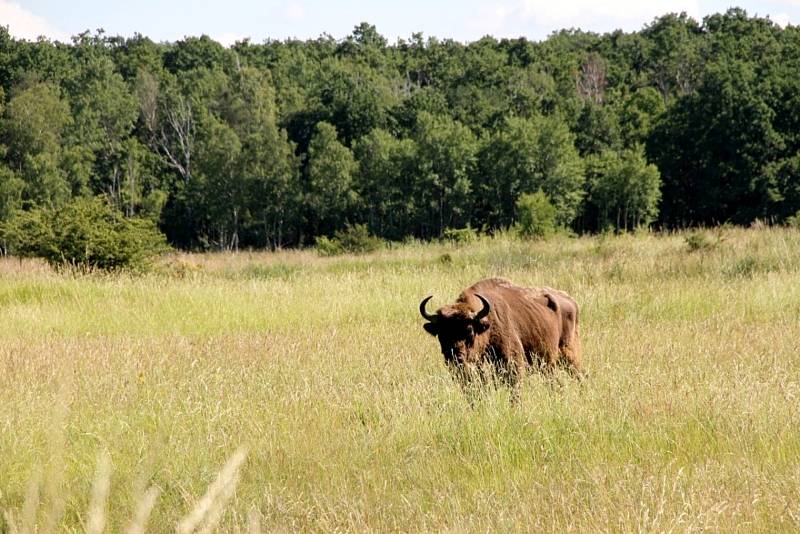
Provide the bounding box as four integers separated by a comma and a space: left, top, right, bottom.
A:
1, 8, 799, 251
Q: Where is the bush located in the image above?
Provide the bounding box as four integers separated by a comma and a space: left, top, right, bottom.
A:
0, 197, 169, 271
516, 190, 557, 239
684, 231, 717, 253
314, 235, 345, 256
786, 210, 800, 229
0, 208, 52, 258
442, 225, 479, 245
316, 223, 384, 256
724, 256, 759, 279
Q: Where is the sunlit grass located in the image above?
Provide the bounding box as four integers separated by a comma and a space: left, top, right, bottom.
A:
1, 226, 799, 531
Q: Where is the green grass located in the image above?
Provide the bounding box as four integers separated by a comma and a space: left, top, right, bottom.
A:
1, 227, 800, 532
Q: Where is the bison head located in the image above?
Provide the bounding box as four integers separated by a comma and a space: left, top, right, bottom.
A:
419, 294, 491, 365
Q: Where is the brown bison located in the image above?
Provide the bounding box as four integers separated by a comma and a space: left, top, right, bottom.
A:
419, 278, 584, 398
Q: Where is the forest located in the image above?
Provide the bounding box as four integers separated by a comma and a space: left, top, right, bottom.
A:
1, 7, 799, 252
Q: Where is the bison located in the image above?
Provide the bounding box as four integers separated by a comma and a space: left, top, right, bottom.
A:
419, 278, 584, 399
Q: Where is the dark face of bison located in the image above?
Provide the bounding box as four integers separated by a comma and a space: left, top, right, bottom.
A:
420, 294, 491, 365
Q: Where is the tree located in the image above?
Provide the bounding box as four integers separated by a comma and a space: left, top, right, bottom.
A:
135, 69, 199, 246
1, 196, 167, 270
316, 59, 394, 145
70, 56, 138, 206
353, 128, 418, 239
2, 10, 800, 249
516, 190, 557, 239
576, 52, 607, 104
194, 112, 243, 250
0, 165, 24, 223
648, 60, 782, 225
586, 147, 661, 231
1, 81, 72, 208
478, 115, 585, 229
141, 71, 195, 187
163, 35, 229, 74
642, 13, 704, 98
412, 112, 478, 236
306, 122, 358, 237
619, 87, 665, 147
574, 102, 622, 156
228, 67, 300, 248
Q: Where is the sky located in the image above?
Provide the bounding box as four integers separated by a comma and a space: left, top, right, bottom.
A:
2, 0, 799, 45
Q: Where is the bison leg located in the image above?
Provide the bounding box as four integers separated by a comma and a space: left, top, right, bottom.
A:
538, 345, 564, 390
501, 344, 527, 405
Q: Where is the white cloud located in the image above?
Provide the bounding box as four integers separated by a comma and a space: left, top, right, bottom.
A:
213, 32, 249, 47
0, 0, 69, 41
771, 12, 791, 27
283, 2, 305, 22
518, 0, 700, 30
470, 4, 514, 36
471, 0, 702, 39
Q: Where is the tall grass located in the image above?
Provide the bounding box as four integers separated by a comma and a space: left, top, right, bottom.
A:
1, 227, 799, 531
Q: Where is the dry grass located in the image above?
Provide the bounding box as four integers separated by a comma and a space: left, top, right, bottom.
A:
1, 226, 799, 531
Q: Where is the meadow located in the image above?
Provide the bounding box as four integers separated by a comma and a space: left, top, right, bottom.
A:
1, 226, 799, 532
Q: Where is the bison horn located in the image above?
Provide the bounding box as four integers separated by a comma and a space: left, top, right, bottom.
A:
419, 295, 437, 322
473, 294, 491, 321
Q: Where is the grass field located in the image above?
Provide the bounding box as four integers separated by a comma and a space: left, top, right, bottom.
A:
1, 227, 800, 532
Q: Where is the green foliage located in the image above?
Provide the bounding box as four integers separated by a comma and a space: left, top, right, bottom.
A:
684, 231, 718, 252
353, 128, 418, 240
1, 12, 800, 249
620, 88, 665, 146
315, 223, 384, 256
586, 146, 662, 231
1, 81, 73, 208
314, 236, 345, 256
574, 102, 621, 156
1, 197, 168, 270
786, 210, 800, 229
442, 225, 479, 245
0, 165, 24, 220
515, 190, 557, 239
307, 122, 358, 237
648, 33, 788, 226
2, 81, 71, 160
413, 112, 478, 236
479, 115, 585, 229
0, 207, 52, 258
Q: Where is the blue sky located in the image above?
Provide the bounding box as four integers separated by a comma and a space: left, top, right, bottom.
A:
2, 0, 799, 45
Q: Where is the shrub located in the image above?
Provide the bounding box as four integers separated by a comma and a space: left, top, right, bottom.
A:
516, 190, 557, 239
315, 235, 345, 256
786, 210, 800, 229
442, 225, 479, 245
316, 223, 384, 256
684, 231, 716, 252
0, 208, 53, 258
0, 197, 169, 271
724, 256, 759, 278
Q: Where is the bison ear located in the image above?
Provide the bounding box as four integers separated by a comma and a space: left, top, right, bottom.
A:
544, 293, 558, 313
423, 322, 439, 336
534, 293, 558, 313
